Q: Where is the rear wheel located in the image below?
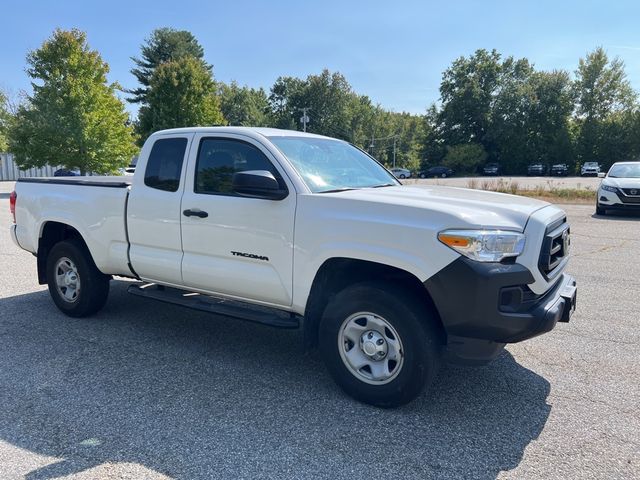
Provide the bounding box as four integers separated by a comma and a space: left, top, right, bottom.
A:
319, 281, 441, 407
46, 239, 110, 317
399, 174, 406, 179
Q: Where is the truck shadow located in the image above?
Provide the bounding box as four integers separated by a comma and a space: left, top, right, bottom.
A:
0, 281, 551, 479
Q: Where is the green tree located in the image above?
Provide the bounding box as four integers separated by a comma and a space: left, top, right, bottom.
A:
438, 49, 503, 148
219, 81, 270, 126
442, 143, 487, 174
268, 70, 355, 139
129, 28, 208, 105
573, 47, 637, 167
0, 90, 11, 152
136, 56, 225, 138
268, 76, 305, 130
9, 29, 136, 174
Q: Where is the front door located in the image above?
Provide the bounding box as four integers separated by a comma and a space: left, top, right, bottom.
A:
180, 134, 296, 307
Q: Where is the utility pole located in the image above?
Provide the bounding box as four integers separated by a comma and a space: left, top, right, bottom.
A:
300, 107, 310, 132
393, 136, 397, 168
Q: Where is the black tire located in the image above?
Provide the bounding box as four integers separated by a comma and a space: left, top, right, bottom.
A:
441, 173, 447, 178
319, 281, 442, 407
420, 173, 426, 179
399, 174, 406, 179
596, 204, 606, 215
46, 239, 110, 317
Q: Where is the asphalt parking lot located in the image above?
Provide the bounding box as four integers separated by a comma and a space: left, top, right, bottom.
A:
0, 185, 639, 479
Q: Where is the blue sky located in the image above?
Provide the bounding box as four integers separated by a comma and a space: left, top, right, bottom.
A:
2, 0, 640, 117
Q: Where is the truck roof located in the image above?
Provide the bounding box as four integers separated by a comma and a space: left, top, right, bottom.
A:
151, 126, 336, 141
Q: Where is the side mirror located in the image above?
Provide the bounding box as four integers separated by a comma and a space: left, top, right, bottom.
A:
597, 172, 605, 178
232, 170, 287, 200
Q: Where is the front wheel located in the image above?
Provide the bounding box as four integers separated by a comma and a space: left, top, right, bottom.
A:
46, 239, 110, 317
596, 204, 606, 215
319, 281, 441, 407
399, 174, 406, 179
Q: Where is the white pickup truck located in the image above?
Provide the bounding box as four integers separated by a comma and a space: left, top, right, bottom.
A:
9, 127, 577, 407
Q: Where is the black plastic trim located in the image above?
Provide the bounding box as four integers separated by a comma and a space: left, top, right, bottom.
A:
17, 178, 131, 188
424, 257, 576, 348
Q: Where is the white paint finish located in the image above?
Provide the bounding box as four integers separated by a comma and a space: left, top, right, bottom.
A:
179, 132, 296, 306
126, 133, 193, 284
517, 204, 568, 295
12, 180, 130, 275
10, 127, 573, 315
291, 192, 462, 312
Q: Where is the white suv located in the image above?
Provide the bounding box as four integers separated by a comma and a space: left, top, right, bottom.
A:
581, 162, 601, 176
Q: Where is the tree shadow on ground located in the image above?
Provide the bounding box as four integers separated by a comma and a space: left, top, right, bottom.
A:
0, 281, 551, 479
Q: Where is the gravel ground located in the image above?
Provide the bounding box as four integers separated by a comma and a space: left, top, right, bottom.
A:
0, 201, 638, 479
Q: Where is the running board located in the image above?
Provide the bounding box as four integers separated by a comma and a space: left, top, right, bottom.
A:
127, 283, 300, 329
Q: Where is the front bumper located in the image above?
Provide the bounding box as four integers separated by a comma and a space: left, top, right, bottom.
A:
598, 191, 640, 211
424, 257, 576, 364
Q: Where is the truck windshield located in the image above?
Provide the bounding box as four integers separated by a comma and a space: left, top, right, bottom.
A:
268, 136, 399, 193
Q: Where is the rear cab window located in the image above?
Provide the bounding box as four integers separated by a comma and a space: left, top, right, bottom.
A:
144, 138, 188, 192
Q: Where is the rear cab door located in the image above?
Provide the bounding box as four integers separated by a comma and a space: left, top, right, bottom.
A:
179, 132, 297, 307
127, 133, 193, 284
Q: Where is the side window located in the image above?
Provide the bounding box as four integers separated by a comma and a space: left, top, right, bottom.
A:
195, 138, 284, 195
144, 138, 188, 192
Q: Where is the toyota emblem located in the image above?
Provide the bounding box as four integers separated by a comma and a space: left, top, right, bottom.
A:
631, 189, 638, 195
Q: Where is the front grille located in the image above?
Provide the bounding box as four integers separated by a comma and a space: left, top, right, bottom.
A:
538, 217, 570, 280
619, 188, 640, 202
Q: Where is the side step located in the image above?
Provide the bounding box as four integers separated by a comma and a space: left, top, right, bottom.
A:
127, 283, 300, 329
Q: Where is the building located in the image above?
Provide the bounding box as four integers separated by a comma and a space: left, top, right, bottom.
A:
0, 153, 59, 181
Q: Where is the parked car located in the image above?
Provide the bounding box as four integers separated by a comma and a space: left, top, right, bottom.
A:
596, 161, 640, 215
420, 166, 454, 178
581, 162, 601, 177
483, 163, 501, 176
527, 164, 547, 176
9, 127, 577, 407
53, 168, 80, 177
389, 167, 411, 179
551, 163, 569, 176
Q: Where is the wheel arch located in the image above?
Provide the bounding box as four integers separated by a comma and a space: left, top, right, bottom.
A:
37, 221, 91, 284
302, 257, 445, 350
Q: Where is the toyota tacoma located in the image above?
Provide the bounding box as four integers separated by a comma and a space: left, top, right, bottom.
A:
9, 127, 577, 407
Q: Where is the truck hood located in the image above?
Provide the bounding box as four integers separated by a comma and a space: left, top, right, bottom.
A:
324, 185, 549, 230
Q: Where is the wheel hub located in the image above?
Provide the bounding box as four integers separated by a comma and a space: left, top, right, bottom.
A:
64, 271, 78, 286
360, 330, 387, 360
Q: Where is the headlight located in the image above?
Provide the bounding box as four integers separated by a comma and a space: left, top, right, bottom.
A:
438, 230, 526, 262
601, 184, 617, 193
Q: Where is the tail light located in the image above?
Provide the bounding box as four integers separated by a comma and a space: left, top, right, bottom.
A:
9, 190, 17, 223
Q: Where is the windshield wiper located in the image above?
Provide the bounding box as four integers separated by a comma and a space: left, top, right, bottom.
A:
317, 187, 357, 193
371, 183, 396, 188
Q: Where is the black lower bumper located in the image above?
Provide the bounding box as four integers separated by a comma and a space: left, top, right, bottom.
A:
424, 257, 577, 364
599, 202, 640, 212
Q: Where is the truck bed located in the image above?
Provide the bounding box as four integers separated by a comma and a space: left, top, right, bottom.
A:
13, 176, 132, 276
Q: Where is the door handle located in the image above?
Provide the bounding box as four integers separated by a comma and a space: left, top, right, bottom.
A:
183, 209, 209, 218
